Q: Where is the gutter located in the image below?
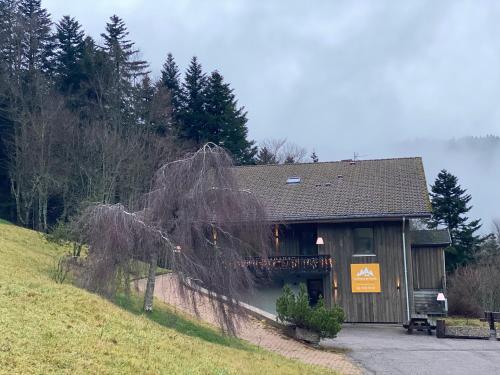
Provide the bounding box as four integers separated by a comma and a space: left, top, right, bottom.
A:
267, 213, 432, 225
402, 217, 411, 322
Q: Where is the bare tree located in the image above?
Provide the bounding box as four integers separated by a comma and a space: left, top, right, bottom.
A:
259, 138, 307, 164
76, 144, 270, 333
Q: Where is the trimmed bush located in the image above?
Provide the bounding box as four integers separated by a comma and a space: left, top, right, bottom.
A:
276, 283, 344, 338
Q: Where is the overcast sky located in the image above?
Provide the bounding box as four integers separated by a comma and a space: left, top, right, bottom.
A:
44, 0, 500, 228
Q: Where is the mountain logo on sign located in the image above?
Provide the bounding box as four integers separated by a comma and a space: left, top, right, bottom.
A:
356, 267, 374, 277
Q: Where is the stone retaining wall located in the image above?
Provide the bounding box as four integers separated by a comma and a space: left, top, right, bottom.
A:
436, 320, 492, 339
444, 326, 491, 339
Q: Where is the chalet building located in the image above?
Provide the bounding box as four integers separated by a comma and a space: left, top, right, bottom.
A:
234, 157, 450, 324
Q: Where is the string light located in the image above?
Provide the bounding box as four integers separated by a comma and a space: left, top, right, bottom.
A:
241, 255, 332, 272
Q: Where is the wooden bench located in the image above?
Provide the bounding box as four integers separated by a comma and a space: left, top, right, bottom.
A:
481, 311, 500, 331
406, 314, 434, 335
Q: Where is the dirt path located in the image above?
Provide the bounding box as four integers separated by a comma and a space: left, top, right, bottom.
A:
137, 274, 361, 375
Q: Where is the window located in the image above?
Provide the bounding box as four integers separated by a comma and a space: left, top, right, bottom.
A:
353, 227, 374, 256
297, 224, 317, 256
286, 176, 301, 184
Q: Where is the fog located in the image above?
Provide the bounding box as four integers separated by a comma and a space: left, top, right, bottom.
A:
382, 137, 500, 233
43, 0, 500, 230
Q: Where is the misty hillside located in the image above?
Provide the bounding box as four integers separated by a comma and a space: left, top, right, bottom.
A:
389, 135, 500, 231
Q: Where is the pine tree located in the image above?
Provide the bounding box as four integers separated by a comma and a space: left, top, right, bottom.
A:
178, 56, 207, 144
310, 151, 319, 163
204, 70, 256, 164
256, 147, 277, 164
160, 52, 182, 114
101, 15, 148, 81
77, 36, 113, 121
100, 15, 149, 125
54, 15, 85, 95
0, 0, 17, 76
18, 0, 54, 75
136, 74, 155, 125
429, 169, 483, 268
0, 0, 16, 220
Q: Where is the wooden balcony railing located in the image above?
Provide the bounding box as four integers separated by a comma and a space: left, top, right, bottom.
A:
243, 255, 332, 273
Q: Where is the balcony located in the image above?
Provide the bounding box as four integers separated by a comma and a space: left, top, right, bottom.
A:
243, 255, 332, 274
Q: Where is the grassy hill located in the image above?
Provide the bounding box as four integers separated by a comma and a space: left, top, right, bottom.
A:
0, 220, 334, 375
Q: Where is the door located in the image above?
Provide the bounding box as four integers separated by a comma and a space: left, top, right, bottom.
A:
307, 278, 324, 306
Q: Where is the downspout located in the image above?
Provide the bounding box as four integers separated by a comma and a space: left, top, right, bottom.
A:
402, 217, 410, 322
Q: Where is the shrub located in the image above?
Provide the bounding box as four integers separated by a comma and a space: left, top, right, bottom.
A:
276, 283, 344, 338
50, 256, 70, 284
448, 253, 500, 317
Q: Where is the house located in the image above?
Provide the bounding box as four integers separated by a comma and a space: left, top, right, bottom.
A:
234, 157, 450, 324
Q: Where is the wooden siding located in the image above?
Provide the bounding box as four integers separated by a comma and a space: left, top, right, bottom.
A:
411, 246, 445, 290
318, 221, 411, 323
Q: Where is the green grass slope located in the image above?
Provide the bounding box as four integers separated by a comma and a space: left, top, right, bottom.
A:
0, 221, 335, 375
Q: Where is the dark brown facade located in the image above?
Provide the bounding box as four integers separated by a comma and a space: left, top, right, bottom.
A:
253, 220, 449, 324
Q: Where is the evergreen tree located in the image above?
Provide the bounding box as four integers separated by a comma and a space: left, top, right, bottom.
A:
429, 169, 483, 268
18, 0, 54, 75
0, 0, 16, 219
204, 70, 256, 164
137, 73, 171, 134
54, 15, 85, 95
101, 15, 148, 81
0, 0, 17, 76
256, 146, 277, 164
135, 74, 154, 124
160, 52, 182, 113
178, 56, 207, 144
310, 151, 319, 163
78, 36, 113, 120
100, 15, 149, 125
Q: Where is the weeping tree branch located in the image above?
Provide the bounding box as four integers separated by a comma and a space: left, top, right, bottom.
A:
76, 143, 270, 334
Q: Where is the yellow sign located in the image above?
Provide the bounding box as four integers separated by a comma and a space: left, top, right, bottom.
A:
351, 263, 381, 293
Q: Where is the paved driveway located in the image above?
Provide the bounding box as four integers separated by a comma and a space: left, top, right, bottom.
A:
323, 324, 500, 375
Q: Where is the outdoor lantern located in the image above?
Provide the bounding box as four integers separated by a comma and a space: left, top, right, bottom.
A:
436, 292, 446, 301
274, 224, 279, 250
212, 226, 217, 244
316, 237, 324, 245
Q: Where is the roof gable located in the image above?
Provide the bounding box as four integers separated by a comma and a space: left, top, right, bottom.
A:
233, 157, 432, 222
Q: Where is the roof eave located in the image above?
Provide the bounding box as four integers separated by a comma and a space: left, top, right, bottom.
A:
265, 212, 432, 225
412, 242, 451, 247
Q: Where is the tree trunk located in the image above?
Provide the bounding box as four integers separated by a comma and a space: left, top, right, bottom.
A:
143, 250, 158, 312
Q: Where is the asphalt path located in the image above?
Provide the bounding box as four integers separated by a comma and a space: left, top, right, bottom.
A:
323, 324, 500, 375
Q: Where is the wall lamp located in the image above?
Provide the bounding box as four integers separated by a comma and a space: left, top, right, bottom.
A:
316, 237, 324, 245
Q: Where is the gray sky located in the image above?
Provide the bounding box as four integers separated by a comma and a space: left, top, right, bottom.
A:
44, 0, 500, 229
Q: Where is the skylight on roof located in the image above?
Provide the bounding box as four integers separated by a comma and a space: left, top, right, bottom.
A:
286, 177, 301, 184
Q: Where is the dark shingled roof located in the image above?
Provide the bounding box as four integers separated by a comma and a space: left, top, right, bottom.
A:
411, 229, 451, 247
233, 157, 432, 222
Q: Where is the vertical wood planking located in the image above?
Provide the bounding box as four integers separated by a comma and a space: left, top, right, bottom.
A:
318, 221, 406, 323
411, 246, 445, 290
